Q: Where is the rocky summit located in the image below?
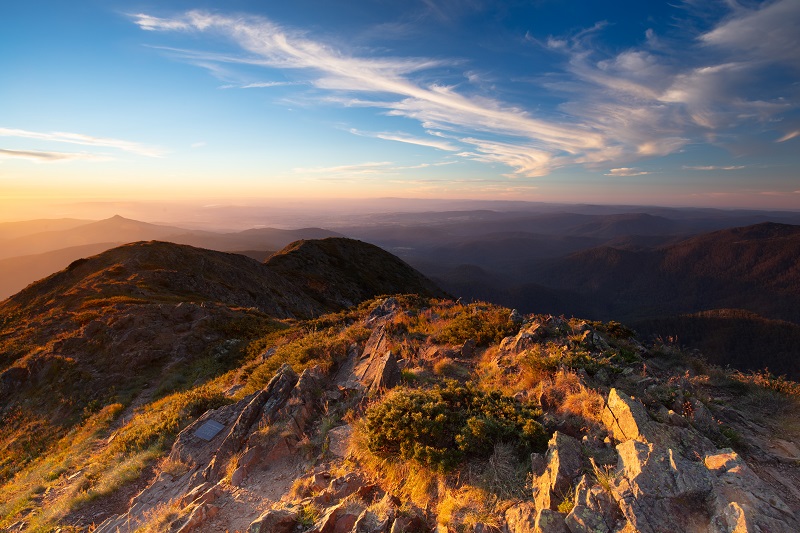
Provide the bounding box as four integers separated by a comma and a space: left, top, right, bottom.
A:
0, 241, 798, 533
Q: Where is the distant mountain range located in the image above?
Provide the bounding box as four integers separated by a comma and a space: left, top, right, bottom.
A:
1, 207, 798, 377
0, 215, 343, 299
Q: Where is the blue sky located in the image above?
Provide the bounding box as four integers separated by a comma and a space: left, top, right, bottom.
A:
1, 0, 799, 218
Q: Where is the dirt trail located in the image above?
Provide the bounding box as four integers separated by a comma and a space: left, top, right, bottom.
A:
204, 449, 306, 532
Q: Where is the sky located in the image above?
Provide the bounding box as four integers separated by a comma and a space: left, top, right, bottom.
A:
1, 0, 799, 220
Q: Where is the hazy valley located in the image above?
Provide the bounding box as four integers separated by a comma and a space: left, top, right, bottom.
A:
3, 202, 799, 378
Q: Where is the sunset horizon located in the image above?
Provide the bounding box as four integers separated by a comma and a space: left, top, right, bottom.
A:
3, 0, 799, 217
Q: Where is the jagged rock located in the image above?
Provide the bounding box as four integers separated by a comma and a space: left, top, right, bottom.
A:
505, 501, 537, 533
206, 364, 298, 481
536, 509, 569, 533
534, 432, 584, 512
176, 503, 218, 533
367, 297, 399, 324
352, 326, 401, 393
531, 452, 547, 477
564, 505, 609, 533
281, 366, 325, 439
327, 424, 352, 458
705, 449, 799, 532
572, 475, 620, 529
318, 502, 360, 533
612, 440, 714, 533
354, 509, 389, 533
178, 481, 213, 507
390, 513, 427, 533
178, 482, 221, 507
230, 446, 260, 486
500, 321, 548, 355
248, 508, 298, 533
602, 389, 719, 461
331, 472, 367, 500
601, 389, 652, 443
686, 398, 719, 437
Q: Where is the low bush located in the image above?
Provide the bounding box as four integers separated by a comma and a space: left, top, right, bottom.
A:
364, 381, 548, 472
434, 305, 519, 346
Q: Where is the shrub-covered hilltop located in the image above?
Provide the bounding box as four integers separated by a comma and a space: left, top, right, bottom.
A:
2, 292, 800, 532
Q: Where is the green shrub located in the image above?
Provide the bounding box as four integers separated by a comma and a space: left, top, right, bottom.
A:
364, 381, 548, 472
435, 305, 519, 346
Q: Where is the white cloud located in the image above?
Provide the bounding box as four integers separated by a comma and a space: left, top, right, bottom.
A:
131, 4, 800, 178
131, 10, 602, 177
0, 127, 163, 157
604, 168, 650, 177
348, 128, 459, 151
701, 0, 800, 69
0, 148, 111, 163
458, 138, 554, 178
683, 165, 745, 171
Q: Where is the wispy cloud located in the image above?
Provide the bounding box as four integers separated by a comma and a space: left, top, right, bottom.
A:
131, 10, 601, 177
220, 81, 300, 89
0, 148, 111, 162
776, 130, 800, 143
683, 165, 745, 171
604, 167, 650, 177
0, 127, 163, 157
348, 128, 459, 151
293, 161, 393, 175
131, 2, 800, 177
293, 159, 458, 179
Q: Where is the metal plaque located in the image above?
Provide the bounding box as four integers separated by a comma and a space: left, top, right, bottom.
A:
194, 419, 225, 441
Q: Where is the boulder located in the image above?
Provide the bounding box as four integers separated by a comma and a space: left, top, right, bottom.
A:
354, 509, 390, 533
534, 432, 584, 512
536, 509, 569, 533
505, 501, 536, 533
564, 505, 609, 533
248, 508, 298, 533
327, 424, 353, 458
612, 440, 714, 533
572, 475, 620, 528
461, 338, 477, 358
390, 513, 427, 533
704, 449, 799, 532
601, 389, 652, 443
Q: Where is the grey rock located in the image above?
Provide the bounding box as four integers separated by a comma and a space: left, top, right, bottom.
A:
534, 432, 584, 512
705, 449, 800, 532
249, 508, 298, 533
536, 509, 570, 533
612, 440, 714, 533
565, 505, 609, 533
601, 389, 653, 443
505, 501, 537, 533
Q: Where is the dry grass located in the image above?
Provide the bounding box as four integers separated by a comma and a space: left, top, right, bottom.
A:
350, 421, 441, 510
539, 369, 604, 422
437, 486, 500, 531
472, 443, 529, 499
132, 500, 184, 533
